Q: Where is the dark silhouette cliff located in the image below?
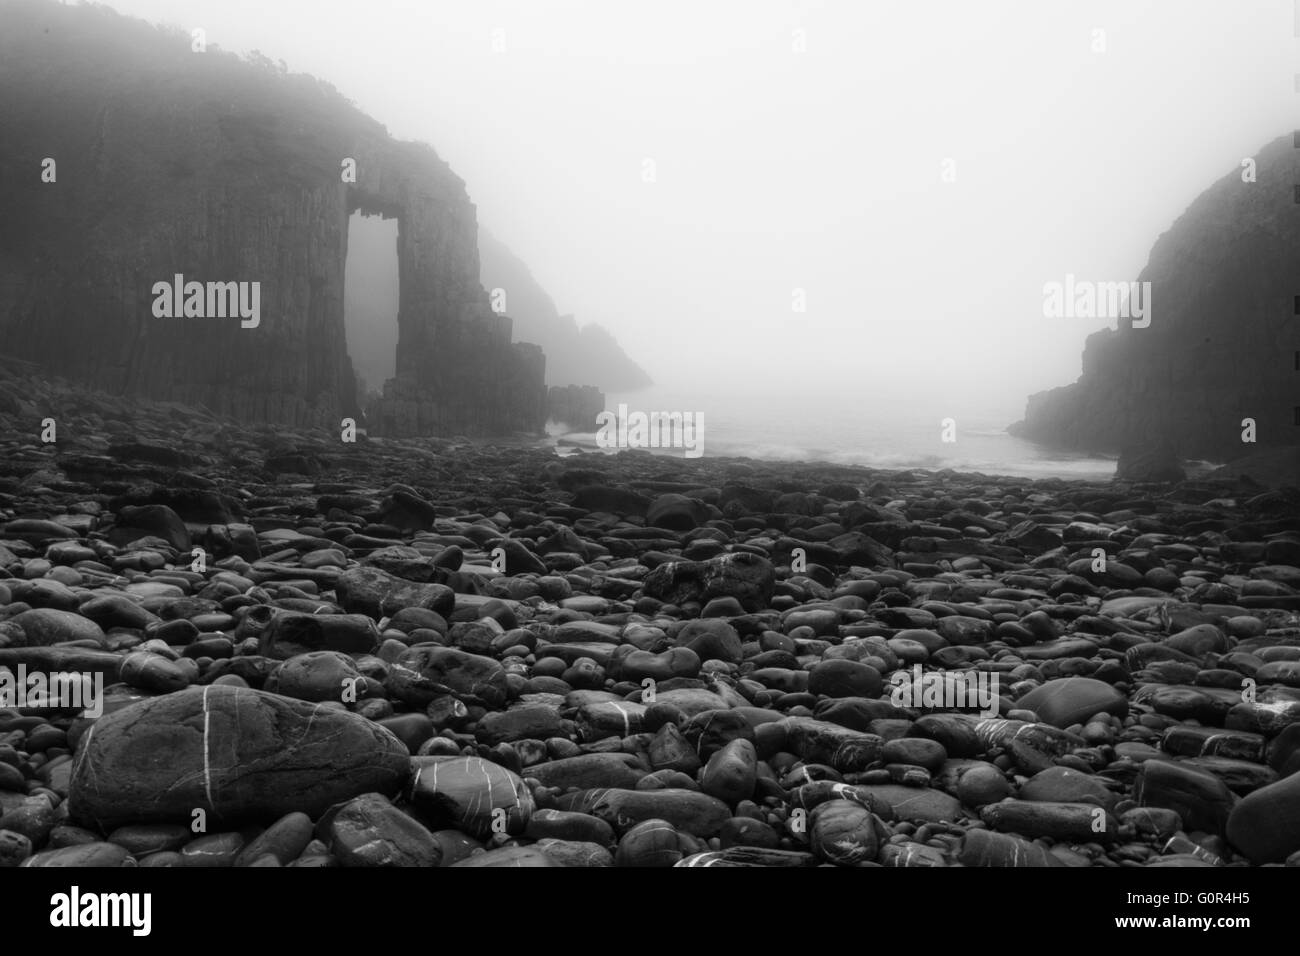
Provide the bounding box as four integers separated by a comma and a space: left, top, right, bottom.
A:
0, 0, 546, 437
1010, 133, 1300, 464
479, 229, 652, 392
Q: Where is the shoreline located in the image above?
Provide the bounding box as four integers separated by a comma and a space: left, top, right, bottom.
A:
1, 363, 1299, 868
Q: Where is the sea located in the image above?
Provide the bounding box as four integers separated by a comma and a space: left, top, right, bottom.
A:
548, 382, 1118, 481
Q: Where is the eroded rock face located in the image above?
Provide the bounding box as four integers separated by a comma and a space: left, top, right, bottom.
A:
0, 3, 545, 437
547, 385, 605, 431
67, 686, 410, 830
1010, 133, 1300, 465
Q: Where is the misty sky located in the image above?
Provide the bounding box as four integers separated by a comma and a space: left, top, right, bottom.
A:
102, 0, 1300, 416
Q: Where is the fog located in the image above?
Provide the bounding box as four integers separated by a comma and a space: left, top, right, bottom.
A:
102, 0, 1300, 415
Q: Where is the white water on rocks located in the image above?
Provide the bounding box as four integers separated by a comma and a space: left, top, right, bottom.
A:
554, 382, 1117, 481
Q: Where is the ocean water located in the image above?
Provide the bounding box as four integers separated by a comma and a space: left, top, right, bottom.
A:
550, 384, 1117, 481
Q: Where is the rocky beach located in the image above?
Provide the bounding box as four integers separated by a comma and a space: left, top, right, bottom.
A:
2, 362, 1298, 869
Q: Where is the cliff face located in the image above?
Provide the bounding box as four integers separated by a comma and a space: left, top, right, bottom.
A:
546, 385, 604, 431
1010, 133, 1299, 463
0, 0, 545, 437
478, 229, 652, 392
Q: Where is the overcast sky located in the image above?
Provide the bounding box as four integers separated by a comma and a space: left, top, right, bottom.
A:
102, 0, 1300, 413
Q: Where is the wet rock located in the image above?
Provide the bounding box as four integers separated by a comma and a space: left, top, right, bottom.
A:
386, 646, 508, 708
642, 553, 775, 613
810, 800, 888, 866
7, 609, 106, 647
335, 567, 454, 620
407, 756, 533, 837
322, 793, 441, 867
68, 685, 410, 829
1015, 677, 1128, 729
958, 828, 1060, 867
1226, 771, 1300, 863
258, 612, 379, 659
556, 788, 731, 837
1134, 760, 1236, 835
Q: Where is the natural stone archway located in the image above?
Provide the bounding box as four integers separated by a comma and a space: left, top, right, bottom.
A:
0, 2, 546, 437
343, 210, 399, 400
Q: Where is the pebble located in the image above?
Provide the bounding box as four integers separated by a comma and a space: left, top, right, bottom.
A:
0, 384, 1297, 867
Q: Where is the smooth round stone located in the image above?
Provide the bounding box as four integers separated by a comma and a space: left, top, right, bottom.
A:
21, 842, 131, 867
701, 597, 745, 618
638, 769, 698, 790
107, 823, 191, 856
647, 722, 702, 775
1226, 771, 1300, 864
407, 756, 534, 837
386, 646, 508, 708
1164, 624, 1228, 657
0, 763, 25, 792
1134, 760, 1235, 835
858, 785, 961, 824
12, 578, 80, 610
1019, 766, 1116, 809
324, 793, 441, 867
525, 752, 648, 791
653, 689, 730, 719
524, 809, 615, 846
1225, 616, 1266, 639
885, 639, 930, 666
1267, 724, 1300, 777
1121, 807, 1182, 840
1015, 677, 1128, 729
958, 828, 1059, 867
700, 738, 757, 804
78, 594, 158, 630
258, 611, 380, 660
45, 824, 101, 849
180, 831, 245, 867
477, 704, 565, 745
1, 796, 56, 844
0, 829, 33, 867
615, 647, 702, 683
808, 659, 883, 699
374, 713, 434, 753
811, 801, 887, 866
556, 788, 732, 837
232, 812, 314, 866
451, 846, 556, 867
893, 629, 947, 653
934, 616, 993, 646
535, 838, 613, 867
615, 818, 696, 867
430, 829, 482, 866
120, 651, 191, 693
719, 816, 780, 849
675, 619, 743, 664
1257, 661, 1300, 687
881, 737, 947, 772
954, 763, 1013, 807
8, 608, 107, 647
1150, 687, 1222, 724
269, 651, 361, 703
